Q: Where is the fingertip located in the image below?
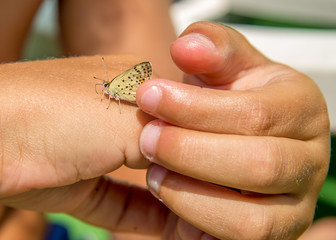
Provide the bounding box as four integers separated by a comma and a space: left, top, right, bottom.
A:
146, 164, 168, 200
136, 79, 164, 116
170, 32, 220, 75
137, 79, 186, 117
138, 84, 162, 114
135, 80, 150, 105
140, 120, 164, 161
171, 21, 269, 86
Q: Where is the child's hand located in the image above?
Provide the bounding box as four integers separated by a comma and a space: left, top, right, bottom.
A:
137, 22, 330, 239
0, 55, 164, 233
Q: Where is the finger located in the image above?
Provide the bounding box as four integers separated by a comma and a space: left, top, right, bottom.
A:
136, 77, 326, 139
1, 176, 169, 235
166, 218, 218, 240
0, 55, 154, 197
146, 165, 313, 240
170, 21, 269, 86
140, 120, 323, 194
138, 22, 329, 139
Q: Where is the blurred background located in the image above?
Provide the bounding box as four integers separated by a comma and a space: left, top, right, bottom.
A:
24, 0, 336, 133
21, 0, 336, 239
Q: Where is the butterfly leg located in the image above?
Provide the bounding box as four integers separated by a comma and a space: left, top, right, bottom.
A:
118, 99, 121, 114
101, 91, 105, 102
107, 95, 112, 109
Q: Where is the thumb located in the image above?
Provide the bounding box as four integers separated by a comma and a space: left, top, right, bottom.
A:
170, 21, 270, 86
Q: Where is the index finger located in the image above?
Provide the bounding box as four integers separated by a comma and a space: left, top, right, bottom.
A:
136, 75, 328, 139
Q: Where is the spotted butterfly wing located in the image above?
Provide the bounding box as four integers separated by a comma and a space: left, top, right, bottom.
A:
108, 62, 152, 103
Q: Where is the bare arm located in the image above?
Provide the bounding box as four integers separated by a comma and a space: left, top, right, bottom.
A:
0, 55, 170, 234
0, 0, 43, 62
58, 0, 182, 81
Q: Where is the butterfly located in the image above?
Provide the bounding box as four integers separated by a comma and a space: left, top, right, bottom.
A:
95, 57, 152, 111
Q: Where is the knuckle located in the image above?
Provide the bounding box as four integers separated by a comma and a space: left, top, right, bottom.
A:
237, 208, 311, 240
239, 96, 273, 136
250, 140, 284, 188
234, 208, 274, 240
317, 103, 330, 133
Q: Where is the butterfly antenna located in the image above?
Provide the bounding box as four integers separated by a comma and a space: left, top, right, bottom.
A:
93, 76, 106, 82
95, 83, 103, 94
101, 57, 110, 81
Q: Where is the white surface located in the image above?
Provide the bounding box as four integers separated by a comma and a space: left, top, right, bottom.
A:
230, 0, 336, 27
170, 0, 230, 34
232, 25, 336, 132
233, 25, 336, 74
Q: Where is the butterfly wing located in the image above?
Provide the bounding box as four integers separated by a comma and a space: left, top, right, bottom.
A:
109, 62, 152, 103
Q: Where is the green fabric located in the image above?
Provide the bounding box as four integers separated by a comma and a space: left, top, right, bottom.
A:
319, 176, 336, 208
215, 13, 336, 29
315, 135, 336, 219
47, 213, 110, 240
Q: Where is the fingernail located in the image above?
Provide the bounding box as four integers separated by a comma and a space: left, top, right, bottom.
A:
140, 121, 163, 161
180, 33, 218, 53
141, 85, 162, 113
147, 164, 168, 199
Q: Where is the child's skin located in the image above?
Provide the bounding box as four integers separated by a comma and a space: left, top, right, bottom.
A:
136, 22, 330, 239
58, 0, 182, 82
0, 54, 175, 236
0, 26, 331, 239
0, 0, 44, 63
0, 0, 332, 239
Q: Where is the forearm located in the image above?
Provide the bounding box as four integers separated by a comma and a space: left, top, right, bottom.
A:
0, 55, 152, 197
0, 0, 43, 62
0, 206, 46, 240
